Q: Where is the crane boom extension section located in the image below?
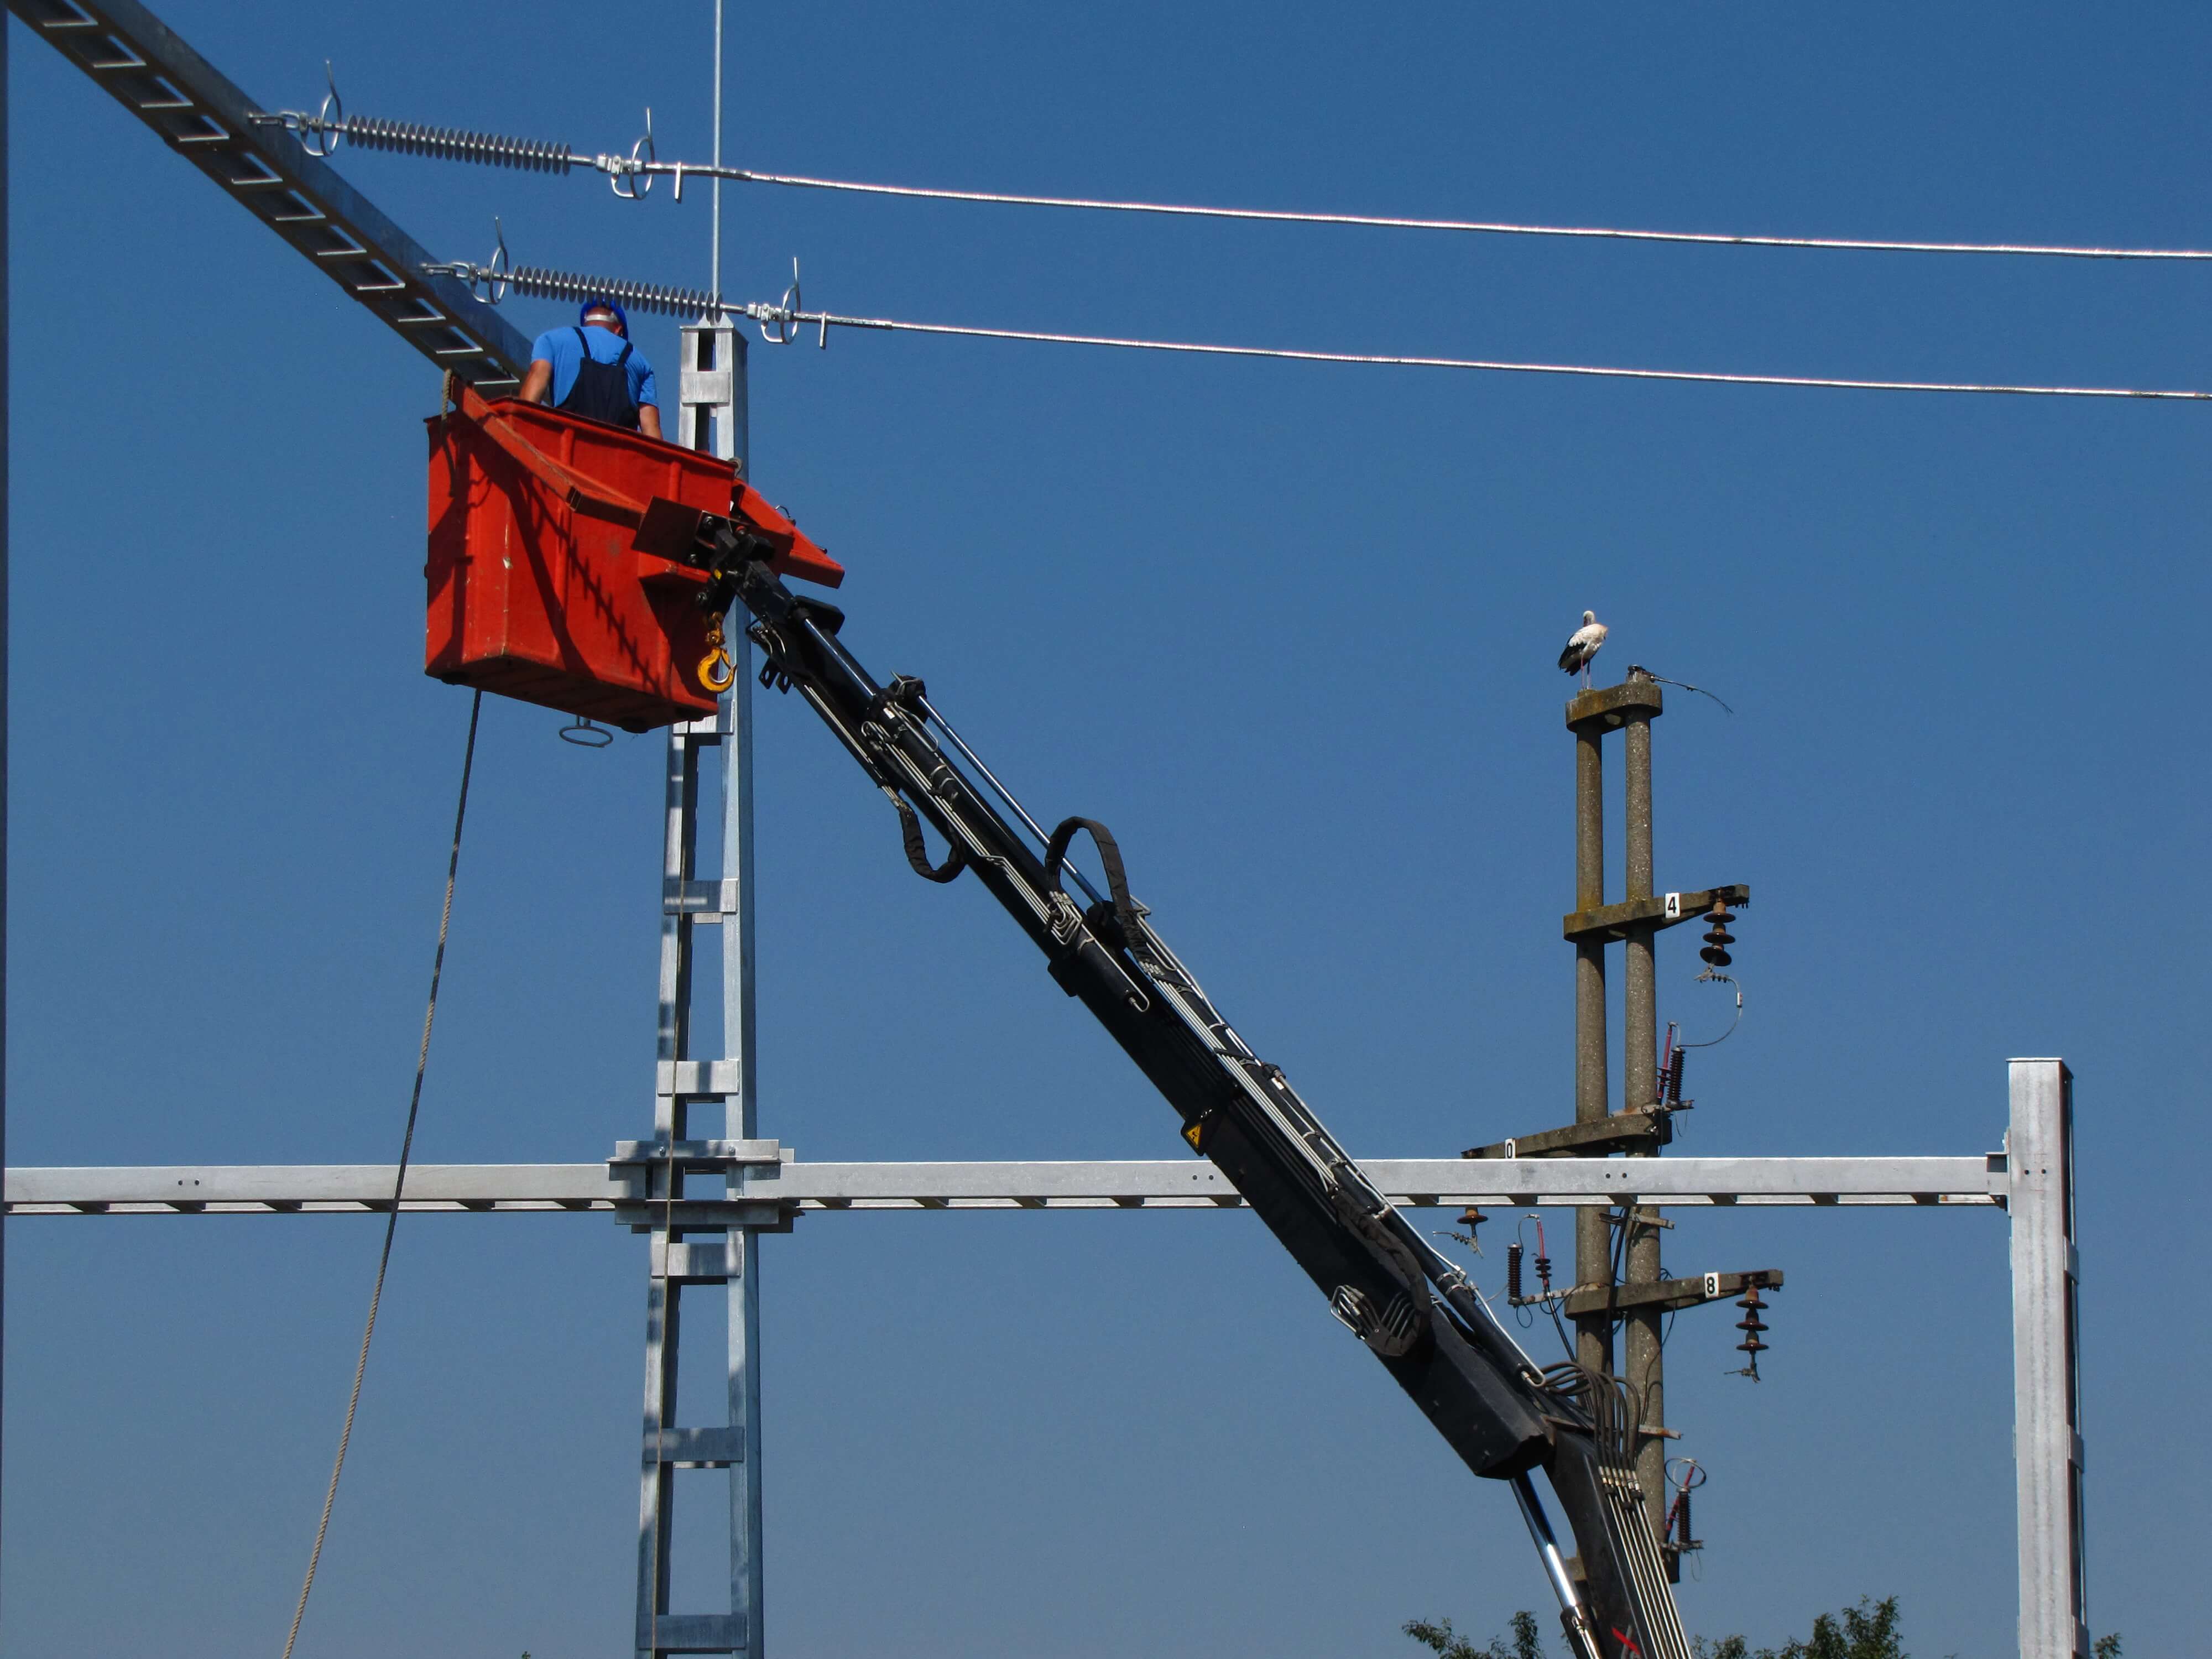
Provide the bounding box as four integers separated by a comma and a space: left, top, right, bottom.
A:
674, 508, 1691, 1659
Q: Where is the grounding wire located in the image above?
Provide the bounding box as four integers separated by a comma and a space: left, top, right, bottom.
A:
281, 690, 482, 1659
261, 101, 2212, 264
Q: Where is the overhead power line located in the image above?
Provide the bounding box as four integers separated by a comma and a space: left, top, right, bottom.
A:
261, 96, 2212, 264
419, 252, 2210, 401
766, 307, 2210, 399
668, 165, 2212, 265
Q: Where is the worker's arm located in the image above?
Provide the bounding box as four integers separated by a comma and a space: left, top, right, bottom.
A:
639, 404, 662, 440
519, 359, 554, 404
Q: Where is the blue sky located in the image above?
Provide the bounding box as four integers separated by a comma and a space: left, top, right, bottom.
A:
6, 2, 2208, 1655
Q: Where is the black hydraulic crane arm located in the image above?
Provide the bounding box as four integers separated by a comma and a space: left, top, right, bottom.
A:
698, 528, 1691, 1659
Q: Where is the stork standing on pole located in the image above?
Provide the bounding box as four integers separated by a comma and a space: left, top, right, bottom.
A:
1559, 609, 1608, 690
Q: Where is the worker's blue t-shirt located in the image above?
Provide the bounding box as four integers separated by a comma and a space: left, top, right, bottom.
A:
528, 323, 659, 412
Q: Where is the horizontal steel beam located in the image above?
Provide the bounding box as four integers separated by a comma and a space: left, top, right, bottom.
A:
4, 1154, 2008, 1218
12, 0, 531, 388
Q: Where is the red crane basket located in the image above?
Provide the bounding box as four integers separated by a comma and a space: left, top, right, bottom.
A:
425, 389, 842, 731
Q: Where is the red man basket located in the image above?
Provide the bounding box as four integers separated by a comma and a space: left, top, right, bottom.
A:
425, 389, 841, 730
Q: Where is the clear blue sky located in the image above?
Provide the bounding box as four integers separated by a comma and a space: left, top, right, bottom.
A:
6, 3, 2208, 1655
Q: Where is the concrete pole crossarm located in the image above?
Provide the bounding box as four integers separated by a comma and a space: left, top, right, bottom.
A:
2, 1154, 2010, 1214
1557, 1268, 1783, 1320
1563, 884, 1750, 946
1462, 1111, 1668, 1160
1564, 680, 1665, 734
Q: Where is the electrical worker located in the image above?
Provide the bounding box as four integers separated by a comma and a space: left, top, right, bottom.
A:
519, 296, 662, 438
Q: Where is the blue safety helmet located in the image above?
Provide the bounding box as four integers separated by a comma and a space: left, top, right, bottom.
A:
579, 295, 630, 334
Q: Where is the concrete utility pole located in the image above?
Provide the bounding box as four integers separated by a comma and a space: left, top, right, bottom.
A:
1619, 680, 1666, 1542
1532, 672, 1761, 1579
1571, 706, 1613, 1378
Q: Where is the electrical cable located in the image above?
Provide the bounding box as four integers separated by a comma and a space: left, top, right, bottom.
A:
1632, 671, 1734, 714
1678, 973, 1742, 1049
417, 240, 2212, 400
1548, 1297, 1578, 1364
779, 308, 2211, 400
687, 163, 2212, 264
279, 690, 483, 1659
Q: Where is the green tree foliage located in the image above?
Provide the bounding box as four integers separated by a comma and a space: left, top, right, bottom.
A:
1418, 1597, 2126, 1659
1405, 1610, 1546, 1659
1694, 1594, 1903, 1659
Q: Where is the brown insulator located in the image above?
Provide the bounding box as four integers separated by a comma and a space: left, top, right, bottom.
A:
1700, 903, 1736, 968
1734, 1285, 1769, 1353
1507, 1242, 1525, 1302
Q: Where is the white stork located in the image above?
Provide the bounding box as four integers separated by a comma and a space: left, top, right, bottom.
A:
1558, 610, 1608, 688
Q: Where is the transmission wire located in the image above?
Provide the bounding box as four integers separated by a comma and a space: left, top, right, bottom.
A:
780, 307, 2212, 400
703, 163, 2212, 263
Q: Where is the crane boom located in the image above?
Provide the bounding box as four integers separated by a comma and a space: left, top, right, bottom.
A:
681, 507, 1695, 1659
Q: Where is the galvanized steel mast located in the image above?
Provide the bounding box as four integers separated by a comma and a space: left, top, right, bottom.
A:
635, 3, 765, 1651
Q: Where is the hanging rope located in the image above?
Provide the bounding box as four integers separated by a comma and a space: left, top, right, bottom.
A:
280, 690, 484, 1659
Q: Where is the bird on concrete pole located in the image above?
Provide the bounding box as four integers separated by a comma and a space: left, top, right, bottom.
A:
1559, 609, 1609, 690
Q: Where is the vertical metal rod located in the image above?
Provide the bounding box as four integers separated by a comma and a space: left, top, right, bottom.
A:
2010, 1058, 2086, 1659
637, 1255, 682, 1656
1, 13, 12, 1619
710, 0, 723, 302
640, 732, 701, 1657
1572, 720, 1611, 1376
719, 322, 763, 1659
1620, 687, 1666, 1547
1511, 1474, 1601, 1659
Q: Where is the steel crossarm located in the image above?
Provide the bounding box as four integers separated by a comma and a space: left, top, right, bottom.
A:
11, 0, 530, 389
1, 1153, 2006, 1215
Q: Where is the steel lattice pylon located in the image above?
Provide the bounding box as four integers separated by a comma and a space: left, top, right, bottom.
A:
634, 313, 763, 1658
